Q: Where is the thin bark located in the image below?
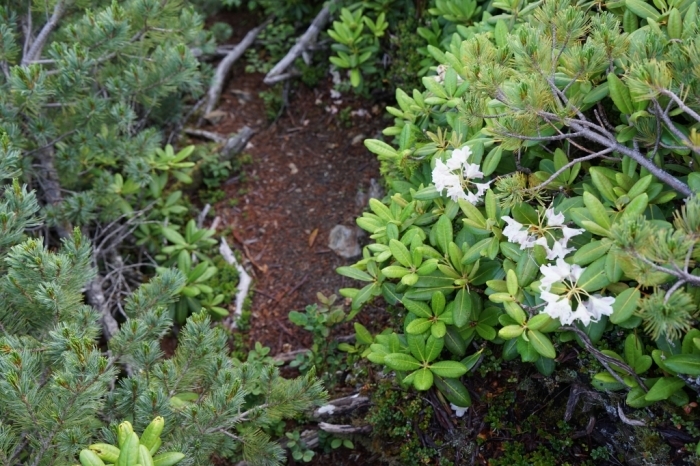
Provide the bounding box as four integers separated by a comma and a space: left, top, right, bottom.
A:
562, 118, 693, 197
202, 18, 273, 118
219, 238, 253, 326
221, 126, 255, 161
22, 0, 68, 65
263, 3, 334, 85
318, 422, 372, 434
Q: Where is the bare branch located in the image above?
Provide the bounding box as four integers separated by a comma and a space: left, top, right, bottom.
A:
202, 18, 273, 118
561, 118, 693, 197
659, 88, 700, 124
561, 325, 648, 392
528, 147, 615, 192
263, 2, 335, 85
22, 0, 68, 65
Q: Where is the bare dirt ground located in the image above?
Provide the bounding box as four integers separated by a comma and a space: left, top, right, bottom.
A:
199, 65, 387, 353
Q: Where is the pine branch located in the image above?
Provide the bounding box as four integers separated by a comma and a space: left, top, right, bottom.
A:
22, 0, 68, 65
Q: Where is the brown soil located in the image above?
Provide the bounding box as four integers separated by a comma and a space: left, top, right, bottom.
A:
200, 67, 384, 355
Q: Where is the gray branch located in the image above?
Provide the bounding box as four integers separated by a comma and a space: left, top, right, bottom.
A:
22, 0, 68, 65
263, 2, 334, 85
202, 18, 272, 118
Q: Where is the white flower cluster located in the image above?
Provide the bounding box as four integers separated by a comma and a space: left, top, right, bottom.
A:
432, 146, 490, 203
501, 208, 583, 260
537, 259, 615, 326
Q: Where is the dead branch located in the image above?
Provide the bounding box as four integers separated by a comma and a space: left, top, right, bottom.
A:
313, 393, 370, 418
263, 2, 334, 85
219, 238, 253, 325
86, 276, 119, 340
202, 18, 273, 119
221, 126, 255, 161
318, 422, 372, 435
183, 128, 227, 143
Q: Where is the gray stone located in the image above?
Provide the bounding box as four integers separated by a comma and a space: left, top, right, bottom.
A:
328, 225, 361, 258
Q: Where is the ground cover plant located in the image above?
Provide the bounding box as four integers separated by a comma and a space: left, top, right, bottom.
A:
336, 0, 700, 461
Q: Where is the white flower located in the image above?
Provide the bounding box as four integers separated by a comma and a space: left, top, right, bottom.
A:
500, 207, 583, 260
501, 216, 537, 248
544, 208, 566, 227
538, 237, 575, 260
537, 261, 613, 326
450, 403, 469, 417
431, 146, 489, 203
540, 289, 577, 324
582, 294, 615, 322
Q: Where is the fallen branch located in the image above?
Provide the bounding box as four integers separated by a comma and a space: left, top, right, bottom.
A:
219, 238, 253, 325
221, 126, 255, 161
313, 393, 370, 418
263, 2, 334, 85
318, 422, 372, 435
183, 128, 227, 143
202, 18, 273, 119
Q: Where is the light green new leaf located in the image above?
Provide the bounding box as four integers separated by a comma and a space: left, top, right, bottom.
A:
645, 377, 686, 401
664, 354, 700, 376
384, 353, 421, 372
610, 287, 640, 324
389, 239, 413, 267
412, 368, 434, 391
430, 360, 468, 378
336, 266, 374, 282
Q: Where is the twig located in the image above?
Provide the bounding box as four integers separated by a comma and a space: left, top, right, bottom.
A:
659, 88, 700, 124
561, 326, 648, 392
219, 238, 253, 325
617, 404, 646, 426
196, 203, 211, 229
202, 18, 273, 119
263, 2, 334, 85
528, 147, 614, 192
221, 126, 255, 161
183, 128, 227, 143
317, 422, 372, 435
313, 393, 370, 418
22, 0, 67, 64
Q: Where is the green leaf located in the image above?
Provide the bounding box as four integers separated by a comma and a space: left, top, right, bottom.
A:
573, 239, 611, 266
364, 139, 398, 159
645, 377, 686, 402
482, 146, 502, 176
434, 214, 453, 254
583, 191, 611, 231
453, 289, 472, 327
444, 326, 467, 356
384, 353, 421, 371
161, 226, 186, 246
389, 239, 413, 267
610, 287, 640, 324
511, 202, 539, 225
625, 0, 661, 21
607, 72, 635, 115
406, 318, 432, 335
626, 386, 654, 408
403, 298, 433, 318
577, 256, 610, 292
412, 368, 434, 390
430, 360, 468, 378
590, 168, 617, 203
336, 266, 373, 282
664, 354, 700, 376
434, 376, 471, 407
425, 335, 444, 362
354, 323, 373, 345
527, 330, 556, 359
